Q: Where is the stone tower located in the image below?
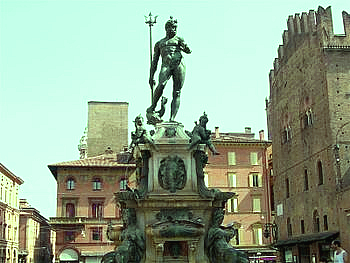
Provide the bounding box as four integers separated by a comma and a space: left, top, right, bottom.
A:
266, 6, 350, 258
80, 101, 129, 158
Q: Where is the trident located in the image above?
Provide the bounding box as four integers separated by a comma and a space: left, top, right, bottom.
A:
144, 12, 158, 105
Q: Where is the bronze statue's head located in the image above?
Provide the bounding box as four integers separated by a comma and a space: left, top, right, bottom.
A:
199, 112, 208, 126
212, 208, 225, 226
133, 114, 144, 127
165, 16, 177, 37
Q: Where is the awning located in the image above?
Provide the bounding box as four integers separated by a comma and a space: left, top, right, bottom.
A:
274, 231, 339, 247
80, 252, 107, 257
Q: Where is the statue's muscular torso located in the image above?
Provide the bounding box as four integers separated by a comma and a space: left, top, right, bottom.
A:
155, 36, 187, 67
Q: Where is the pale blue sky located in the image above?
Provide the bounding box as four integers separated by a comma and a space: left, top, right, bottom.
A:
0, 0, 348, 218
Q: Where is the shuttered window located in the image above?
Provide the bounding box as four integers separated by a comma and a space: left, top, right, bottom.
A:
228, 152, 236, 165
228, 173, 236, 187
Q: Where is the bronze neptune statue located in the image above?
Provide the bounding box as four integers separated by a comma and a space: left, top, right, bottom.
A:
146, 16, 191, 125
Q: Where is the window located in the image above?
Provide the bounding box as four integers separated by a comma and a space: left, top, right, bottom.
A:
282, 126, 292, 143
323, 215, 328, 231
313, 210, 320, 232
92, 178, 102, 190
91, 227, 102, 241
301, 220, 305, 234
304, 169, 309, 191
227, 198, 238, 213
317, 161, 324, 185
253, 227, 263, 245
252, 198, 261, 212
304, 109, 313, 128
91, 202, 103, 218
228, 152, 236, 165
65, 231, 75, 242
249, 173, 262, 187
67, 178, 75, 190
287, 218, 292, 236
286, 178, 290, 198
66, 203, 75, 218
120, 178, 128, 191
250, 152, 258, 165
228, 173, 236, 187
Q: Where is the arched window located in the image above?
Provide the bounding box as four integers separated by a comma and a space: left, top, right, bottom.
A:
317, 161, 324, 185
66, 203, 75, 218
92, 178, 102, 191
66, 178, 75, 190
313, 210, 320, 232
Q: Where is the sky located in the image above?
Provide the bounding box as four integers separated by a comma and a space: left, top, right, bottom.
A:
0, 0, 348, 218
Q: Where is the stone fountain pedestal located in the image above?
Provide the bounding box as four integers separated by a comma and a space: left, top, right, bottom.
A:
113, 120, 241, 263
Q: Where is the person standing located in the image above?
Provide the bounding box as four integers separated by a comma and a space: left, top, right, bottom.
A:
331, 240, 349, 263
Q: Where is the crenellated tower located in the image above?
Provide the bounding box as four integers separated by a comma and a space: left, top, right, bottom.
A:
266, 5, 350, 258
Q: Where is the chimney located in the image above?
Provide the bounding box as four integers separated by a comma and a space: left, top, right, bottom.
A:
259, 130, 265, 141
245, 127, 251, 134
19, 199, 30, 208
215, 127, 220, 138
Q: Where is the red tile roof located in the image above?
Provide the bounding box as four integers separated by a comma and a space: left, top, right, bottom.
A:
48, 154, 135, 179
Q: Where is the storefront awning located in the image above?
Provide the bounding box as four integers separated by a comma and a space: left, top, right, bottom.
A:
274, 231, 339, 247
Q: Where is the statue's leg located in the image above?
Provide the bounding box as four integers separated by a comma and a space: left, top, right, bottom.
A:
149, 66, 171, 111
170, 62, 186, 121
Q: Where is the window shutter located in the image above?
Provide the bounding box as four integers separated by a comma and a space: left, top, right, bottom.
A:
258, 174, 263, 187
249, 174, 253, 187
257, 228, 263, 245
228, 152, 236, 165
227, 199, 232, 212
228, 173, 236, 187
233, 198, 238, 212
250, 152, 258, 165
253, 198, 261, 212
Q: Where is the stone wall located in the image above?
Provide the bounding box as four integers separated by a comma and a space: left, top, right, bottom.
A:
87, 101, 128, 157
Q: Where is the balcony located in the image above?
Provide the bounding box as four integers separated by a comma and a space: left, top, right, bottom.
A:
49, 217, 122, 226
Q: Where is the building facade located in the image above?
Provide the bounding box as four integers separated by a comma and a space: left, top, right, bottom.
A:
205, 127, 275, 261
48, 154, 135, 263
49, 101, 134, 263
267, 6, 350, 263
19, 199, 55, 263
0, 163, 24, 263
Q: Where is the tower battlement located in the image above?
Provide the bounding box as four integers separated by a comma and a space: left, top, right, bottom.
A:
270, 6, 350, 78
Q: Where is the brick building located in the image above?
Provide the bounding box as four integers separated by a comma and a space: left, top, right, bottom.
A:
0, 163, 24, 263
205, 127, 275, 261
49, 101, 134, 263
266, 6, 350, 263
19, 199, 55, 263
48, 154, 135, 263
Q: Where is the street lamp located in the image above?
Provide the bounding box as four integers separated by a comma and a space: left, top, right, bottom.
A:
263, 223, 278, 241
